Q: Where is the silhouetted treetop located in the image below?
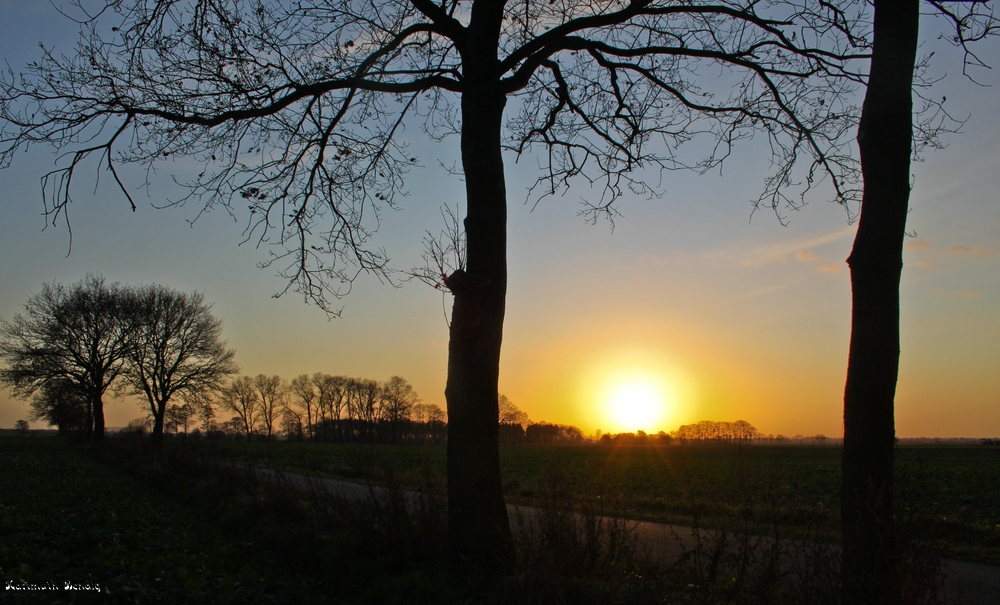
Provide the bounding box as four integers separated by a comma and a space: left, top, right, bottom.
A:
1, 0, 871, 307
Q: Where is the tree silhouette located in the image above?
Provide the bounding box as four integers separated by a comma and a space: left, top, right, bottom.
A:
0, 0, 866, 568
27, 377, 89, 435
0, 275, 131, 441
123, 285, 238, 447
840, 2, 997, 603
222, 375, 260, 439
288, 373, 318, 440
253, 374, 284, 440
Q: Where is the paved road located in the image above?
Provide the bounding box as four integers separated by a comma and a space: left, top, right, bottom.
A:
244, 465, 999, 605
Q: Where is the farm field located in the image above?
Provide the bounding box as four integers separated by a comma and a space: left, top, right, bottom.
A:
0, 437, 337, 604
4, 436, 998, 604
176, 438, 1000, 564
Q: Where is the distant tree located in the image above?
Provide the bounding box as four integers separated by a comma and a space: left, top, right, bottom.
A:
498, 395, 529, 427
525, 422, 584, 445
27, 378, 89, 436
224, 416, 245, 438
253, 375, 284, 440
183, 390, 218, 434
222, 376, 259, 439
313, 373, 349, 441
122, 285, 238, 446
288, 374, 318, 441
165, 402, 197, 435
672, 420, 759, 445
279, 406, 305, 441
0, 275, 130, 440
14, 419, 30, 435
124, 416, 153, 436
382, 376, 419, 442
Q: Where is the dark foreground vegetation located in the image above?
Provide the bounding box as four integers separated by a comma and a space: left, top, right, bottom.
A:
175, 437, 1000, 565
3, 436, 996, 604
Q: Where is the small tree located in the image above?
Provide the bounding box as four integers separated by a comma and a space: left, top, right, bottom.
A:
253, 374, 284, 441
27, 378, 89, 436
382, 375, 419, 442
14, 419, 30, 436
122, 285, 238, 447
222, 376, 259, 439
498, 395, 529, 427
288, 374, 318, 441
165, 402, 197, 435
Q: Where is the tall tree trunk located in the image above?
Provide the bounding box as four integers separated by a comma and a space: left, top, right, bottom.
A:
841, 1, 918, 603
444, 3, 515, 570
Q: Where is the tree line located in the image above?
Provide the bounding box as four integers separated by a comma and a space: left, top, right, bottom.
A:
0, 275, 454, 447
201, 372, 447, 445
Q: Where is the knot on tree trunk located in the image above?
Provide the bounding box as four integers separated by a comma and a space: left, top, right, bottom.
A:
443, 269, 492, 296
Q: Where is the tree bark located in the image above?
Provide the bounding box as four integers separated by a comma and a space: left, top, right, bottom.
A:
444, 1, 515, 572
841, 1, 918, 603
151, 404, 166, 447
92, 392, 105, 441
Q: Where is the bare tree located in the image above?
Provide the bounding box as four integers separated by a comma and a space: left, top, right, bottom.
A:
313, 373, 349, 441
840, 3, 997, 604
183, 389, 218, 434
0, 274, 131, 440
253, 374, 284, 440
279, 392, 306, 440
165, 402, 197, 434
0, 0, 868, 567
498, 394, 528, 427
222, 375, 259, 439
382, 375, 419, 441
288, 373, 318, 440
122, 285, 238, 447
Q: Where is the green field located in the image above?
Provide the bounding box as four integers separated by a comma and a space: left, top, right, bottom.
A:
176, 438, 1000, 564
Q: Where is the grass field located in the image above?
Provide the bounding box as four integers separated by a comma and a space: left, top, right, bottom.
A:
175, 438, 1000, 564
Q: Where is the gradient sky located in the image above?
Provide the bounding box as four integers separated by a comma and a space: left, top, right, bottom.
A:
1, 4, 997, 437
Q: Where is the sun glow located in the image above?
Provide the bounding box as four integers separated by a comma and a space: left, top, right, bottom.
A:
578, 348, 693, 434
608, 380, 666, 431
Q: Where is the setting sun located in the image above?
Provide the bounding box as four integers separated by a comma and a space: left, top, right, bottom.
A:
608, 380, 666, 431
578, 348, 693, 434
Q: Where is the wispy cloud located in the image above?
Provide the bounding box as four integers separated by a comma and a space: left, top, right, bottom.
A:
945, 246, 999, 256
795, 250, 821, 263
911, 261, 935, 270
904, 241, 933, 251
930, 288, 984, 298
740, 226, 856, 267
817, 264, 842, 273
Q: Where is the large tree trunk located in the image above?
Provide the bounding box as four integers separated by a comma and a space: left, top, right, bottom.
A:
151, 403, 166, 448
841, 1, 918, 603
444, 3, 515, 571
92, 392, 105, 441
